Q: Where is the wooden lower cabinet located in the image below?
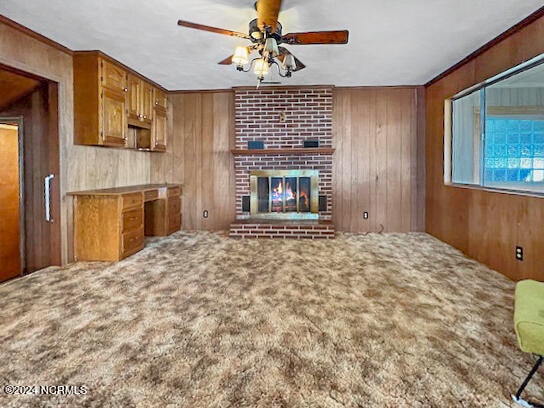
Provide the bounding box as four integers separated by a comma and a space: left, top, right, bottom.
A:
71, 184, 181, 261
144, 186, 181, 235
73, 193, 143, 261
167, 188, 181, 234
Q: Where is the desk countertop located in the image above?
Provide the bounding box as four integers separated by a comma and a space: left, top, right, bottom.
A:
67, 184, 181, 196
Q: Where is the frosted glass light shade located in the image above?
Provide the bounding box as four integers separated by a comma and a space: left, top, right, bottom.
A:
253, 58, 269, 77
232, 46, 249, 66
283, 54, 296, 70
264, 38, 279, 57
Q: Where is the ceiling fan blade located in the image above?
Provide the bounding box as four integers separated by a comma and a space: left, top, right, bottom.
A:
217, 55, 234, 65
177, 20, 250, 40
277, 47, 306, 71
282, 30, 349, 45
256, 0, 282, 33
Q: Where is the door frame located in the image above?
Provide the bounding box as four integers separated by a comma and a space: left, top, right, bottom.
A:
0, 64, 62, 274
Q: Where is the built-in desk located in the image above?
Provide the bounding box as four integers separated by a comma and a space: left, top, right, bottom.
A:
68, 184, 181, 261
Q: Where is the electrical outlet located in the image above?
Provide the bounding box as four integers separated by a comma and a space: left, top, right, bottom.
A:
363, 211, 369, 219
515, 246, 523, 261
203, 210, 209, 219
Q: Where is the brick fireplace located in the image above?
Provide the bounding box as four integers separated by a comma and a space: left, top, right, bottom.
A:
230, 86, 335, 239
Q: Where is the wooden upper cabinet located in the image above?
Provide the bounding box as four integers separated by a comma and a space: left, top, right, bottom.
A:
141, 82, 154, 122
151, 88, 167, 152
154, 89, 167, 109
127, 73, 153, 126
101, 60, 127, 92
127, 74, 141, 120
101, 88, 127, 146
74, 52, 128, 147
152, 106, 167, 152
74, 51, 167, 151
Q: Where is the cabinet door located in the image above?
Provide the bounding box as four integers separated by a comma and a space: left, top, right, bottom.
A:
102, 88, 127, 146
101, 59, 127, 92
152, 106, 167, 151
167, 195, 181, 234
127, 74, 141, 119
154, 88, 167, 109
141, 82, 154, 122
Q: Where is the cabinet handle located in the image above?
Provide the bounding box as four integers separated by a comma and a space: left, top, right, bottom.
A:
124, 88, 128, 92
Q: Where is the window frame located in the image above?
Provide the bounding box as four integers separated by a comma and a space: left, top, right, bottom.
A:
445, 53, 544, 196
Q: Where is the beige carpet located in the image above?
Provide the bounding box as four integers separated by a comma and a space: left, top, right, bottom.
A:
0, 231, 541, 407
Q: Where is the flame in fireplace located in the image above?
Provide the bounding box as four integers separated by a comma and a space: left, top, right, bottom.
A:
285, 181, 296, 200
272, 180, 282, 200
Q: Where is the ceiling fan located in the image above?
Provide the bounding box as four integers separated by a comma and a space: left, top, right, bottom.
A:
177, 0, 349, 85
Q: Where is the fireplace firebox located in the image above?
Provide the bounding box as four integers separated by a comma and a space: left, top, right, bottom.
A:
250, 170, 319, 219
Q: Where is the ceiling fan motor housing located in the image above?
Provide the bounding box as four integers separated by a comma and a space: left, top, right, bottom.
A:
249, 18, 283, 42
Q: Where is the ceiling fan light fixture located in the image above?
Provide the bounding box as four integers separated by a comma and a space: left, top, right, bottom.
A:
177, 3, 348, 85
253, 58, 269, 77
232, 46, 249, 66
264, 38, 279, 57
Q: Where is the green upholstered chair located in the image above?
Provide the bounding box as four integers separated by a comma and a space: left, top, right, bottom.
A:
513, 279, 544, 408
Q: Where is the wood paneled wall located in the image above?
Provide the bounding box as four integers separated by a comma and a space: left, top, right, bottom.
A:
151, 91, 235, 231
426, 15, 544, 281
333, 87, 425, 232
154, 88, 424, 234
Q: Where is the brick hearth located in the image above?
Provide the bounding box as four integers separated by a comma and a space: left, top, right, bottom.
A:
231, 86, 335, 239
229, 220, 335, 239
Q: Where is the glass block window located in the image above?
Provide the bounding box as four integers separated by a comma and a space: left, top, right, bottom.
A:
484, 117, 544, 184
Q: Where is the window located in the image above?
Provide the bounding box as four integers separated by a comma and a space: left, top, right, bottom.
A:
448, 57, 544, 194
484, 116, 544, 184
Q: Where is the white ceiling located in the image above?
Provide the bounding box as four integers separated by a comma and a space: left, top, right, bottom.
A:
1, 1, 542, 90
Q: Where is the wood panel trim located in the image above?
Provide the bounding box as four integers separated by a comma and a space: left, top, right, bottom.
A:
425, 5, 544, 87
334, 85, 422, 91
0, 15, 73, 56
170, 86, 421, 94
168, 89, 234, 94
48, 81, 62, 266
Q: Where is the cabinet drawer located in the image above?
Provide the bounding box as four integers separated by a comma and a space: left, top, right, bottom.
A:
122, 193, 143, 209
122, 227, 144, 258
168, 197, 181, 215
144, 189, 159, 202
122, 208, 143, 232
167, 186, 180, 197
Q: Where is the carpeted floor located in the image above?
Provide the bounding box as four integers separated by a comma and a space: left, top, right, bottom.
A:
0, 231, 541, 407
